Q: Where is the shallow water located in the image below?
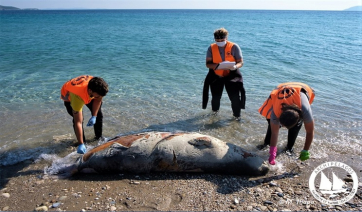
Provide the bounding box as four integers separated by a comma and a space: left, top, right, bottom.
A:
0, 10, 361, 167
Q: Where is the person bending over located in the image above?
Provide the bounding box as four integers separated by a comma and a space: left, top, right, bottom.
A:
60, 75, 108, 154
258, 82, 315, 165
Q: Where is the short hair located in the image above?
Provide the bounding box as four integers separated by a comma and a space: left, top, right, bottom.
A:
279, 104, 303, 129
88, 77, 108, 97
214, 28, 228, 39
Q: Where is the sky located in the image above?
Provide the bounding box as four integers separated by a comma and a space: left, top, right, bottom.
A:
1, 0, 361, 10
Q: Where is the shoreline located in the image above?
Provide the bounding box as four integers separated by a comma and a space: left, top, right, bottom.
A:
1, 153, 361, 211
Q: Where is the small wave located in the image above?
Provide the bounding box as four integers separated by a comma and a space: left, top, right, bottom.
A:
43, 152, 80, 176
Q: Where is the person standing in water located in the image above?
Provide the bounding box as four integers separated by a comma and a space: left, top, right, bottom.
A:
258, 82, 315, 165
203, 28, 245, 120
60, 75, 109, 154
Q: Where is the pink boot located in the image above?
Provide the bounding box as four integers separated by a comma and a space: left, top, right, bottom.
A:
269, 146, 277, 165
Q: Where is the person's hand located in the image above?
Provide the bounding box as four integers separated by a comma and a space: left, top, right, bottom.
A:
230, 65, 237, 70
77, 143, 86, 154
87, 116, 97, 127
299, 150, 310, 161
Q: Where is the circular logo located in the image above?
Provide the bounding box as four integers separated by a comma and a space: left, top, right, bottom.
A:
309, 161, 358, 205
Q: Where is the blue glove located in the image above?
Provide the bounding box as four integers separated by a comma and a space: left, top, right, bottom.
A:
77, 143, 86, 154
86, 116, 97, 127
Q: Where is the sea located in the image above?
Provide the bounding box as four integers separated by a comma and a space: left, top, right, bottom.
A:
0, 10, 361, 173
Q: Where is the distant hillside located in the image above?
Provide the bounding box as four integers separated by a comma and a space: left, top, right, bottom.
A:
0, 5, 38, 10
0, 5, 20, 10
344, 6, 362, 11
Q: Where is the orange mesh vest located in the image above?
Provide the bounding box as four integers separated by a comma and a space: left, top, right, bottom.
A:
211, 41, 235, 77
61, 75, 94, 104
258, 82, 315, 119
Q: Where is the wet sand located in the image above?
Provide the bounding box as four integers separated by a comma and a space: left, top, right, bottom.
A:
0, 144, 361, 211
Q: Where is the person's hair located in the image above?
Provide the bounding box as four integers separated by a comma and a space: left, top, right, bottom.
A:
214, 28, 228, 39
88, 77, 109, 96
279, 103, 303, 129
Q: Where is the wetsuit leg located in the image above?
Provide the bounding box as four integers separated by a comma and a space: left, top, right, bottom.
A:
287, 120, 303, 151
263, 119, 272, 146
225, 81, 242, 117
86, 100, 103, 139
64, 101, 86, 143
210, 78, 224, 112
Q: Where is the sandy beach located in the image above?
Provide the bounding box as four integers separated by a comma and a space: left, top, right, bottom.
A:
1, 140, 361, 212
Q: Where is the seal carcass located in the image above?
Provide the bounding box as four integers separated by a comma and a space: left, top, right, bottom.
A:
59, 132, 269, 176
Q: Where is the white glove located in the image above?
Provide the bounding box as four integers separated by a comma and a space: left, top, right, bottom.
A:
230, 65, 237, 70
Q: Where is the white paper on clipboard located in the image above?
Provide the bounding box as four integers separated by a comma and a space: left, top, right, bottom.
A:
217, 61, 235, 70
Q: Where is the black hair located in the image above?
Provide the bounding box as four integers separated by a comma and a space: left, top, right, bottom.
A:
88, 77, 108, 96
279, 103, 303, 129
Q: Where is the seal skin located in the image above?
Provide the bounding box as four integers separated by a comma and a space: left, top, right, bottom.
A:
76, 132, 269, 176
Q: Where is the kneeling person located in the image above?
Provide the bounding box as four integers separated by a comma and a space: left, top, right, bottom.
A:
61, 75, 109, 154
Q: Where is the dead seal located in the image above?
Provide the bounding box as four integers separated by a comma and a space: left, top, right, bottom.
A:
47, 132, 269, 177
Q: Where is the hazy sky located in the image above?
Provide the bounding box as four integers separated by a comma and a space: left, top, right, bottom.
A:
2, 0, 361, 10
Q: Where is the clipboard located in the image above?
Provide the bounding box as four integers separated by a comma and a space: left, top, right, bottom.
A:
217, 61, 235, 70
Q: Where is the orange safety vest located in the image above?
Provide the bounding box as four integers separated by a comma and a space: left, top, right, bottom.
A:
211, 41, 236, 77
60, 75, 94, 104
258, 82, 315, 119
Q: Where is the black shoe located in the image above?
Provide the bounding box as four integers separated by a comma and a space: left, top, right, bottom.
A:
257, 144, 268, 150
233, 116, 241, 121
284, 147, 294, 156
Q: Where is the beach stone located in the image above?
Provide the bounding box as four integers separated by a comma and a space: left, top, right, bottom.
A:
264, 200, 273, 205
35, 206, 48, 211
294, 190, 302, 195
260, 205, 267, 211
275, 187, 283, 193
246, 206, 253, 210
58, 196, 67, 201
2, 206, 9, 211
269, 181, 277, 186
52, 202, 60, 208
1, 193, 10, 198
335, 206, 343, 211
110, 206, 116, 211
234, 198, 239, 204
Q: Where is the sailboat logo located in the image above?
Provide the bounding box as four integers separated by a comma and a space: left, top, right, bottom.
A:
309, 161, 358, 205
319, 171, 348, 196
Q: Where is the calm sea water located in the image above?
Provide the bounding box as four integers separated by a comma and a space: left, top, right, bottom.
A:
0, 10, 361, 167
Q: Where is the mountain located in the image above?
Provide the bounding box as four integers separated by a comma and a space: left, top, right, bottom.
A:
0, 5, 38, 10
344, 6, 362, 11
0, 5, 20, 10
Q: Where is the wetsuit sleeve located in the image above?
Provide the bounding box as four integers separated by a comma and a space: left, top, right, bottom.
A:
231, 43, 243, 60
70, 92, 85, 112
301, 92, 313, 123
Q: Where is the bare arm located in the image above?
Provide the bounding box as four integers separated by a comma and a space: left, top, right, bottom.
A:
91, 97, 103, 116
234, 58, 243, 69
303, 120, 314, 150
206, 57, 219, 69
270, 121, 280, 147
73, 110, 84, 144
